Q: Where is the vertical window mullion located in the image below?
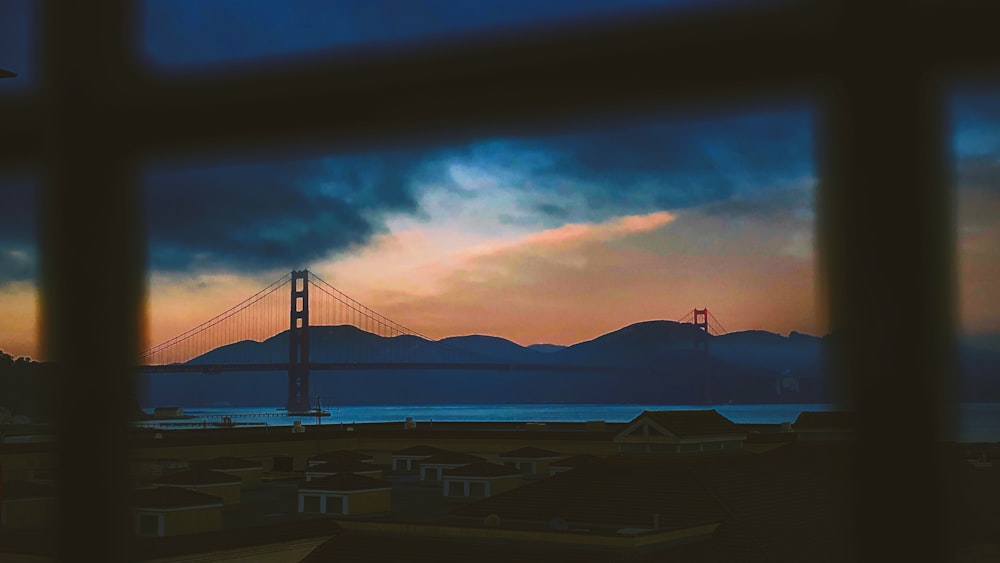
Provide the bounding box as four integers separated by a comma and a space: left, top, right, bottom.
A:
40, 2, 142, 561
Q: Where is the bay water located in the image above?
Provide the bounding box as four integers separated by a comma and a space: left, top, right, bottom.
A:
142, 402, 1000, 442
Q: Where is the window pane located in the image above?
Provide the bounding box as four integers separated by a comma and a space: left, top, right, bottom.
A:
949, 84, 1000, 561
0, 172, 38, 364
139, 0, 783, 75
0, 170, 50, 428
0, 0, 36, 95
137, 106, 825, 412
952, 85, 1000, 444
0, 170, 58, 550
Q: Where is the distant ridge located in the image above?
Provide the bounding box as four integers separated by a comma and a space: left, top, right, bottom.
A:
526, 344, 565, 354
140, 320, 856, 407
184, 320, 827, 369
139, 320, 1000, 406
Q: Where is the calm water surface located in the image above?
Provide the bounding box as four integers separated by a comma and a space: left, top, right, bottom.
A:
141, 402, 1000, 442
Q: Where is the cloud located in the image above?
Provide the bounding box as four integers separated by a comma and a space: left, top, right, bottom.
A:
0, 176, 36, 284
520, 110, 816, 219
143, 152, 424, 273
465, 211, 677, 259
140, 107, 814, 277
0, 246, 34, 284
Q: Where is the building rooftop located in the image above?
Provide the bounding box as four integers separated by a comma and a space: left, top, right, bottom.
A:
632, 410, 745, 438
308, 459, 381, 474
419, 452, 485, 466
131, 487, 224, 510
499, 446, 563, 459
453, 457, 725, 530
194, 456, 264, 471
688, 449, 852, 562
309, 450, 375, 463
392, 444, 451, 457
551, 454, 603, 468
452, 450, 852, 561
153, 468, 241, 487
299, 473, 392, 493
443, 462, 522, 479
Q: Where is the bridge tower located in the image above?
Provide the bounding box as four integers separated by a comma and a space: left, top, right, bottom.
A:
286, 269, 312, 412
693, 308, 711, 404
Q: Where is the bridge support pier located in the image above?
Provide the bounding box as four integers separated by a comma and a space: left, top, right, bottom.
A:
286, 269, 312, 412
287, 365, 311, 413
693, 308, 711, 405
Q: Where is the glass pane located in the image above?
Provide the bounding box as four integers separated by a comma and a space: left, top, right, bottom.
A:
0, 0, 35, 94
139, 0, 780, 74
952, 85, 1000, 443
949, 84, 1000, 562
0, 173, 48, 404
137, 107, 828, 407
0, 171, 57, 555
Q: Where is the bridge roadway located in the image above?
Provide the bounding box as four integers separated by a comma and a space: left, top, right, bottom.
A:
137, 362, 647, 375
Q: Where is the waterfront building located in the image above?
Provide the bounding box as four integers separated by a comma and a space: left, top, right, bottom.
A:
131, 487, 224, 537
418, 452, 484, 481
497, 446, 563, 476
451, 452, 851, 560
391, 444, 449, 472
442, 462, 523, 499
298, 473, 392, 516
613, 410, 747, 454
307, 449, 375, 467
792, 410, 855, 441
549, 454, 602, 476
193, 456, 264, 487
305, 459, 383, 481
152, 468, 243, 505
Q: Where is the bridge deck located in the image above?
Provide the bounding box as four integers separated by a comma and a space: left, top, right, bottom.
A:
137, 362, 646, 375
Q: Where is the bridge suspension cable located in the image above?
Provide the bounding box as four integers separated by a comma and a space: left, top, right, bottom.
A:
140, 268, 524, 367
307, 272, 430, 341
139, 272, 291, 364
307, 272, 498, 362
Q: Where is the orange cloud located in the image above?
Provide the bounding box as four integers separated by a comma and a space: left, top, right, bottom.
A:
467, 211, 677, 258
368, 208, 823, 345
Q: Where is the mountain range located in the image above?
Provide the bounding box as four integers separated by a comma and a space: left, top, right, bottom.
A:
139, 320, 999, 407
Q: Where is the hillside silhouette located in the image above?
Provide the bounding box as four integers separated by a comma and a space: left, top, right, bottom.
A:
141, 320, 845, 407
138, 320, 1000, 407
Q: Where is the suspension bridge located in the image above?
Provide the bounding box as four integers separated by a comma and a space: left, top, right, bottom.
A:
137, 270, 727, 411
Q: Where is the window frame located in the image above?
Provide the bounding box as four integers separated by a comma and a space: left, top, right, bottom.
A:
0, 0, 998, 561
